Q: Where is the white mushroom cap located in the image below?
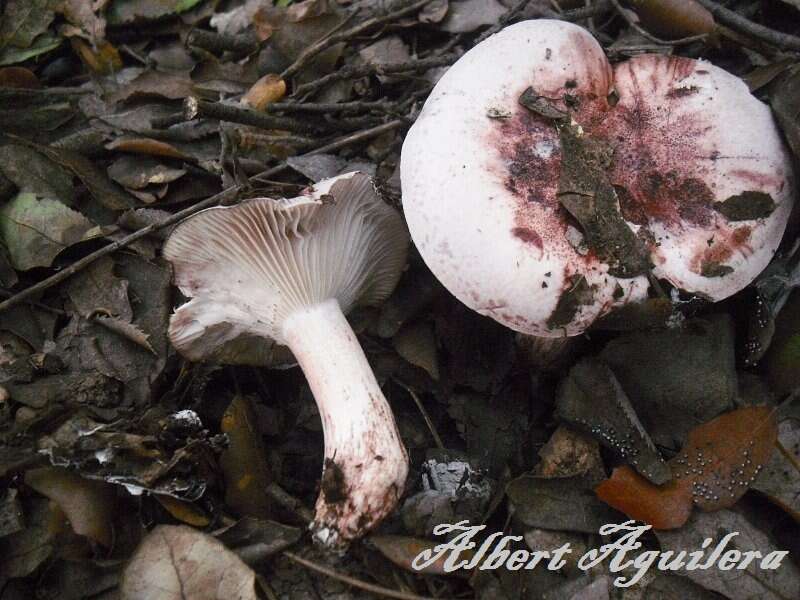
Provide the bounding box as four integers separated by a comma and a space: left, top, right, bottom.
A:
401, 20, 794, 336
164, 172, 408, 359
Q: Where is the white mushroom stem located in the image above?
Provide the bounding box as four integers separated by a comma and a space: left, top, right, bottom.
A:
281, 298, 408, 548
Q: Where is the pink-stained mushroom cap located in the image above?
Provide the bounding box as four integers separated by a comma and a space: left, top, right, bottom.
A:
164, 172, 410, 549
401, 20, 794, 337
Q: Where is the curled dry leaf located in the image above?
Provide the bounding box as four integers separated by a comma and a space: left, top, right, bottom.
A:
120, 525, 258, 600
106, 138, 192, 161
241, 74, 286, 111
596, 406, 778, 529
155, 495, 211, 527
393, 321, 440, 380
24, 467, 116, 547
628, 0, 716, 39
89, 311, 158, 355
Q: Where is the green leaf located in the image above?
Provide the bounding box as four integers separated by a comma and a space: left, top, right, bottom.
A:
0, 193, 94, 270
0, 35, 61, 66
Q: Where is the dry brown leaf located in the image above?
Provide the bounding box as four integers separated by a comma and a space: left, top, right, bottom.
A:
393, 321, 440, 380
596, 406, 778, 529
241, 74, 286, 111
25, 467, 116, 546
219, 395, 272, 519
155, 495, 210, 527
89, 312, 157, 355
371, 534, 469, 575
628, 0, 715, 39
120, 525, 258, 600
71, 38, 122, 74
287, 0, 329, 23
0, 66, 39, 88
106, 138, 191, 160
535, 425, 604, 482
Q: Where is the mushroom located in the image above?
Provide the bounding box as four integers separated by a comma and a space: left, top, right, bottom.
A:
400, 20, 794, 338
163, 172, 410, 548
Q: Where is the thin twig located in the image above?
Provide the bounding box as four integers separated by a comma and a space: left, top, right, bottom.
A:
266, 482, 314, 523
694, 0, 800, 51
187, 28, 260, 55
0, 119, 407, 314
268, 100, 396, 114
184, 97, 325, 135
283, 551, 439, 600
292, 55, 455, 98
609, 0, 709, 46
281, 0, 435, 81
775, 439, 800, 476
394, 379, 444, 449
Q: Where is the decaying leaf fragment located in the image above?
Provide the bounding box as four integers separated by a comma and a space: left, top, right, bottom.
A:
0, 193, 95, 270
596, 406, 778, 529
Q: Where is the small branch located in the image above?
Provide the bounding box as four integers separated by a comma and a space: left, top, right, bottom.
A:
235, 129, 320, 151
0, 119, 407, 314
775, 439, 800, 476
292, 55, 455, 98
187, 29, 260, 56
694, 0, 800, 51
281, 0, 435, 81
268, 100, 396, 114
184, 97, 325, 135
265, 482, 314, 523
560, 0, 612, 22
283, 551, 438, 600
394, 379, 444, 450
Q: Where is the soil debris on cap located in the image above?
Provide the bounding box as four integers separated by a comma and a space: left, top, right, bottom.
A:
715, 191, 776, 221
556, 123, 651, 278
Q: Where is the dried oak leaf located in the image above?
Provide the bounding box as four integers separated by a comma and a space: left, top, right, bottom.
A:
120, 525, 258, 600
596, 406, 778, 529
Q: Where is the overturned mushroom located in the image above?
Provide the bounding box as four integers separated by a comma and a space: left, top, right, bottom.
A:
163, 172, 410, 548
401, 20, 794, 337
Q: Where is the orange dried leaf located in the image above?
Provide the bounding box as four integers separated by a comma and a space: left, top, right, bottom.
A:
596, 465, 693, 529
629, 0, 715, 39
596, 406, 778, 528
672, 405, 777, 511
241, 74, 286, 111
106, 137, 190, 160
